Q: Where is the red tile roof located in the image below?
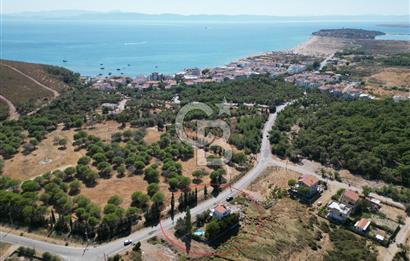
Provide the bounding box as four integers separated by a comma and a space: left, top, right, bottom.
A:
214, 204, 228, 214
298, 175, 319, 187
342, 190, 360, 203
355, 218, 371, 230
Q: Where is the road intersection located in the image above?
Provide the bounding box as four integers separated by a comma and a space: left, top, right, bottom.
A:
1, 103, 408, 261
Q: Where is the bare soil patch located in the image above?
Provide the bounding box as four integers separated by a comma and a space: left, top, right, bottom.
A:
248, 166, 300, 196
379, 204, 407, 223
3, 126, 84, 181
364, 67, 410, 97
338, 169, 385, 190
80, 175, 161, 209
143, 127, 162, 144
368, 68, 410, 88
85, 121, 124, 142
214, 198, 331, 261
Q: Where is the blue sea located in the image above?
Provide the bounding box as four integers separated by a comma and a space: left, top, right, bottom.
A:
1, 19, 409, 77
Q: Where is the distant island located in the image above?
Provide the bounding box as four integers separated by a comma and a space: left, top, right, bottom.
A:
312, 28, 385, 39
377, 24, 410, 28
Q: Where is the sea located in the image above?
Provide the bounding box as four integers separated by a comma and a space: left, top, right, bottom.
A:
1, 19, 409, 77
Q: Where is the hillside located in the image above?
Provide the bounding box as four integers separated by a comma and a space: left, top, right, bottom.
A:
0, 99, 9, 120
0, 60, 73, 116
271, 92, 410, 186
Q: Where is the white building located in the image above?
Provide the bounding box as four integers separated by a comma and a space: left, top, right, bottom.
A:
327, 201, 352, 222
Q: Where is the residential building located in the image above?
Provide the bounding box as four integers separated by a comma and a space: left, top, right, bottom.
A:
365, 197, 381, 211
101, 103, 118, 111
327, 201, 352, 222
287, 64, 306, 74
297, 175, 319, 196
210, 204, 231, 220
340, 190, 360, 208
354, 218, 371, 233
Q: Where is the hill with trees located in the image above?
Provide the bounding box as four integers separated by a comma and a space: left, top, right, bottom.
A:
271, 91, 410, 186
312, 29, 385, 39
0, 60, 75, 115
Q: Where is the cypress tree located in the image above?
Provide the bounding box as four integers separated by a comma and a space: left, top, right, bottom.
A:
185, 207, 191, 237
170, 192, 175, 221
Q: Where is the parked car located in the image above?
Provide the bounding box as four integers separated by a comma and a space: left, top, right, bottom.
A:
226, 196, 234, 202
123, 239, 132, 246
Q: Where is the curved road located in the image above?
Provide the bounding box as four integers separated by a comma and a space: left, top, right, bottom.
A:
2, 64, 59, 98
0, 104, 287, 261
0, 95, 19, 120
0, 63, 60, 117
1, 102, 408, 261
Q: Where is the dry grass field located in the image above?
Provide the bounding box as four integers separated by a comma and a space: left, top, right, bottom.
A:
3, 121, 244, 212
190, 167, 333, 261
80, 175, 167, 209
79, 147, 240, 209
144, 127, 162, 144
356, 39, 410, 56
1, 60, 69, 93
0, 63, 54, 112
3, 121, 127, 181
212, 198, 332, 261
85, 120, 125, 142
0, 99, 9, 120
3, 126, 85, 181
364, 67, 410, 97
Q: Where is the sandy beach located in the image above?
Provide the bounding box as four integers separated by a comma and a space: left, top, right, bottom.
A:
292, 35, 353, 57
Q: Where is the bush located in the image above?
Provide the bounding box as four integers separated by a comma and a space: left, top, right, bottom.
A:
17, 247, 35, 258
42, 252, 61, 261
147, 183, 159, 197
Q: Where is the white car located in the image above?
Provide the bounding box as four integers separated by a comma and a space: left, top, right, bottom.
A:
123, 239, 132, 246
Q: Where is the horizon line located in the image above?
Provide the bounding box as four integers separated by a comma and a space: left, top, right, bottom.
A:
4, 9, 410, 17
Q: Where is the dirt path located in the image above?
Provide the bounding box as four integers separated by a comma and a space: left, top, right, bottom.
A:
383, 217, 410, 261
0, 95, 19, 120
2, 64, 59, 98
1, 63, 60, 116
0, 244, 18, 261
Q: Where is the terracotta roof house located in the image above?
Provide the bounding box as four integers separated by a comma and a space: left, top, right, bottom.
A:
354, 218, 371, 232
340, 190, 360, 207
210, 204, 231, 220
297, 175, 319, 197
298, 175, 319, 187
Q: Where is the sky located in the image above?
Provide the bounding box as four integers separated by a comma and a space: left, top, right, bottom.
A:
2, 0, 409, 16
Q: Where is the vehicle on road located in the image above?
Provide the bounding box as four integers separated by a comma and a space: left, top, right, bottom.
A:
226, 196, 234, 202
123, 240, 132, 246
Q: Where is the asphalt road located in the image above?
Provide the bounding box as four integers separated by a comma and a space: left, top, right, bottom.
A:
2, 101, 408, 261
0, 104, 287, 261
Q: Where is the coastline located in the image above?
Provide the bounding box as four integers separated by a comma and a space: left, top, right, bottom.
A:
291, 35, 349, 57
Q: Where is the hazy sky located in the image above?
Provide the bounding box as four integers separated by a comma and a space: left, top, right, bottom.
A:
2, 0, 409, 16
